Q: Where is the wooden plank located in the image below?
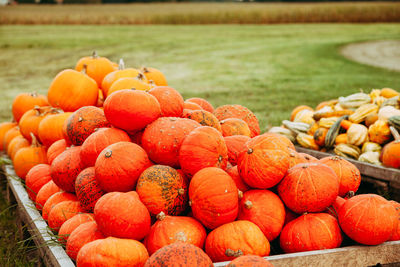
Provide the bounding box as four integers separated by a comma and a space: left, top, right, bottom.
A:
214, 241, 400, 267
295, 146, 400, 183
4, 164, 75, 267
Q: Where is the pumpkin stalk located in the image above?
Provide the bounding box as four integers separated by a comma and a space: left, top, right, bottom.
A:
225, 248, 243, 257
244, 200, 253, 210
247, 148, 253, 154
81, 64, 88, 75
238, 190, 243, 199
177, 188, 185, 195
390, 126, 400, 142
92, 51, 98, 59
118, 59, 125, 70
156, 211, 166, 221
30, 132, 41, 147
142, 67, 149, 73
105, 150, 112, 158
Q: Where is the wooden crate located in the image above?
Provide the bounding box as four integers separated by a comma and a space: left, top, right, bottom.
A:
2, 157, 400, 267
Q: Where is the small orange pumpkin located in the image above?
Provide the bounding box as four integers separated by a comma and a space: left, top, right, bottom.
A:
38, 112, 73, 148
182, 109, 222, 132
220, 118, 251, 137
48, 200, 84, 232
107, 77, 151, 96
12, 92, 48, 123
148, 86, 184, 117
58, 213, 95, 244
7, 135, 30, 160
0, 122, 18, 151
186, 97, 214, 113
35, 180, 61, 211
141, 67, 168, 86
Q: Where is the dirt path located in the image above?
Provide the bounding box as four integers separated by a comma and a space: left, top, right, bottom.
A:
341, 40, 400, 72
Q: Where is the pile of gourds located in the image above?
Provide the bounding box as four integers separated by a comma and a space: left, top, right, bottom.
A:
271, 88, 400, 168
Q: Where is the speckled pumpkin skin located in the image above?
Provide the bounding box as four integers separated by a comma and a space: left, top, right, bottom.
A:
213, 104, 260, 137
389, 200, 400, 241
137, 165, 188, 216
182, 109, 222, 132
141, 117, 200, 168
226, 165, 250, 192
47, 200, 83, 232
65, 106, 110, 146
42, 191, 77, 221
227, 255, 274, 267
186, 97, 214, 113
144, 242, 213, 267
46, 139, 67, 165
75, 167, 105, 212
220, 118, 251, 137
25, 164, 52, 202
148, 86, 184, 117
58, 213, 95, 244
224, 135, 251, 166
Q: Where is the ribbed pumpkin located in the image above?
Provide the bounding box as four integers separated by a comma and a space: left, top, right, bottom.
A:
67, 221, 105, 261
3, 126, 21, 152
95, 142, 151, 192
277, 162, 339, 213
381, 139, 400, 168
0, 122, 17, 151
141, 67, 168, 86
75, 167, 105, 212
287, 150, 309, 169
141, 117, 200, 168
339, 194, 397, 245
75, 51, 116, 87
238, 133, 292, 189
46, 139, 67, 165
179, 126, 228, 177
227, 255, 274, 267
183, 101, 203, 111
148, 86, 184, 117
186, 97, 214, 113
51, 146, 84, 192
18, 106, 54, 142
220, 118, 251, 137
280, 213, 342, 253
136, 165, 188, 216
182, 109, 222, 132
319, 156, 361, 197
144, 242, 212, 267
58, 213, 95, 244
80, 127, 130, 167
189, 167, 238, 229
48, 200, 84, 232
238, 190, 285, 241
144, 212, 207, 255
226, 165, 250, 193
213, 104, 260, 137
7, 135, 30, 160
42, 191, 77, 221
38, 112, 73, 148
64, 106, 110, 146
47, 69, 98, 112
283, 206, 299, 226
224, 135, 251, 166
107, 77, 151, 96
104, 89, 161, 133
205, 220, 270, 262
389, 200, 400, 241
94, 191, 151, 239
13, 134, 47, 180
12, 92, 48, 123
35, 180, 61, 211
25, 164, 52, 202
326, 196, 346, 219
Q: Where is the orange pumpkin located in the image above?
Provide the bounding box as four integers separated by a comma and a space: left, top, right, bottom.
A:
227, 255, 274, 267
280, 213, 342, 253
238, 190, 285, 241
186, 97, 214, 113
94, 191, 151, 240
368, 120, 392, 145
25, 164, 52, 202
141, 67, 168, 86
381, 138, 400, 169
144, 242, 211, 267
75, 51, 117, 87
319, 156, 361, 197
148, 86, 184, 117
0, 122, 18, 151
58, 213, 95, 244
179, 126, 228, 177
46, 139, 67, 165
205, 220, 270, 262
136, 165, 188, 216
48, 200, 84, 232
313, 127, 329, 147
13, 134, 47, 180
141, 117, 200, 168
47, 69, 98, 112
144, 213, 206, 255
104, 89, 161, 133
67, 221, 105, 261
389, 200, 400, 241
335, 133, 348, 145
42, 191, 77, 221
214, 104, 260, 137
189, 167, 238, 229
277, 162, 339, 213
18, 106, 57, 142
226, 165, 250, 193
11, 92, 48, 123
220, 118, 251, 137
224, 135, 251, 166
108, 77, 151, 96
95, 142, 151, 192
64, 106, 110, 146
38, 112, 73, 147
182, 109, 222, 132
183, 101, 203, 111
35, 180, 61, 211
75, 167, 105, 212
7, 135, 30, 160
3, 126, 22, 152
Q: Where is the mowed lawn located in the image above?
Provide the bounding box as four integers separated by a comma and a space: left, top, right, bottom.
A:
1, 24, 400, 129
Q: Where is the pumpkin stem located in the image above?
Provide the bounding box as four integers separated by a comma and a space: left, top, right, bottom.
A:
105, 150, 112, 158
30, 133, 41, 147
390, 126, 400, 141
218, 155, 223, 163
188, 200, 192, 206
78, 116, 84, 122
81, 64, 88, 75
289, 152, 296, 157
346, 191, 355, 198
302, 164, 308, 169
30, 91, 38, 97
238, 190, 243, 199
148, 80, 155, 86
244, 200, 253, 209
225, 249, 243, 257
118, 59, 125, 70
142, 67, 149, 73
247, 148, 253, 154
178, 188, 185, 195
92, 51, 98, 58
131, 88, 137, 90
156, 211, 166, 221
137, 73, 146, 81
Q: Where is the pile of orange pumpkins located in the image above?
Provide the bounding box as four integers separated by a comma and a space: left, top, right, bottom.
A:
0, 52, 399, 267
272, 89, 400, 168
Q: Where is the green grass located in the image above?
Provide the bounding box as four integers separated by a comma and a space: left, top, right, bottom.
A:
1, 2, 400, 24
1, 24, 400, 130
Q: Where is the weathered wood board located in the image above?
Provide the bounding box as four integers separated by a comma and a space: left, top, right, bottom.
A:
295, 146, 400, 183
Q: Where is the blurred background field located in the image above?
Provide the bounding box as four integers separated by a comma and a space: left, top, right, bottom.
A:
1, 2, 400, 24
